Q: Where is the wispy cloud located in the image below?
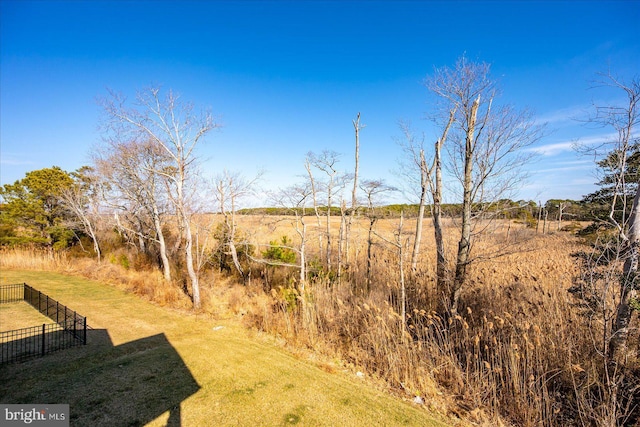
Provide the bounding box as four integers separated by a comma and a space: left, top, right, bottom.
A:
529, 132, 619, 156
532, 163, 595, 174
529, 141, 577, 156
0, 154, 36, 166
534, 105, 590, 126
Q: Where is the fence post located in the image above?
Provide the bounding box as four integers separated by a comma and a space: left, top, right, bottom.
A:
41, 324, 46, 356
83, 318, 87, 345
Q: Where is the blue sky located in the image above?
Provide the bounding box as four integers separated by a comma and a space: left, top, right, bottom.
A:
1, 0, 639, 206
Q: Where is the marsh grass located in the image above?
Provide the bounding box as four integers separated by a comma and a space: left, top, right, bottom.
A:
238, 219, 639, 426
2, 217, 639, 426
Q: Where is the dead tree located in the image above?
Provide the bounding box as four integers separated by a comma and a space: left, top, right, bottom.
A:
426, 56, 544, 314
345, 113, 364, 268
213, 170, 262, 284
94, 139, 173, 281
360, 179, 397, 294
307, 150, 341, 271
100, 87, 218, 309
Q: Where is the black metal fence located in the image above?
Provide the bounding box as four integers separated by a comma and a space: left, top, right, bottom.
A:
0, 283, 25, 303
0, 283, 87, 364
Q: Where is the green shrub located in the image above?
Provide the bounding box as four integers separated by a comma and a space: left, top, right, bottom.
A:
48, 226, 75, 250
262, 236, 296, 264
276, 285, 299, 312
211, 223, 255, 274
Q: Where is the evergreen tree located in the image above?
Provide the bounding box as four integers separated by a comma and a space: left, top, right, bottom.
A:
582, 144, 640, 223
0, 166, 75, 247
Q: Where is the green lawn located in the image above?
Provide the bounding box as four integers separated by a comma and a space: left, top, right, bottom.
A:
0, 301, 53, 331
0, 270, 449, 426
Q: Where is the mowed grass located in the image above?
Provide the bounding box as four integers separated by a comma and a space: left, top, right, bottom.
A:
0, 301, 53, 331
0, 270, 449, 426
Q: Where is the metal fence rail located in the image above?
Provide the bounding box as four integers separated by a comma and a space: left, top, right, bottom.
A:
23, 284, 87, 344
0, 283, 25, 303
0, 284, 87, 364
0, 321, 83, 364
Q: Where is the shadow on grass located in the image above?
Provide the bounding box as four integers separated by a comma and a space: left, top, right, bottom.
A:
0, 329, 200, 426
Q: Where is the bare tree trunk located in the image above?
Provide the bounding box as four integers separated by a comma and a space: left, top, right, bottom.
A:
424, 58, 543, 316
536, 201, 542, 234
152, 203, 171, 281
452, 95, 480, 314
346, 113, 363, 267
432, 111, 455, 312
306, 150, 340, 272
433, 143, 448, 311
557, 202, 566, 231
226, 210, 246, 283
295, 212, 311, 332
299, 217, 307, 291
305, 159, 323, 261
338, 200, 346, 281
61, 186, 102, 263
411, 149, 428, 273
80, 211, 102, 262
610, 185, 640, 360
326, 192, 332, 271
228, 189, 247, 283
366, 216, 375, 294
176, 176, 201, 309
398, 212, 407, 343
184, 217, 200, 308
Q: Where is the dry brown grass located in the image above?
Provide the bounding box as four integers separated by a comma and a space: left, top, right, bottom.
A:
230, 217, 638, 426
0, 247, 70, 271
2, 216, 638, 426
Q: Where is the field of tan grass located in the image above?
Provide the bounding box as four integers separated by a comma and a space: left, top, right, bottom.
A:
1, 215, 638, 426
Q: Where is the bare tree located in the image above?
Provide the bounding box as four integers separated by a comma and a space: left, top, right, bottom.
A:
306, 150, 341, 270
612, 188, 640, 360
94, 138, 173, 281
305, 157, 323, 260
557, 201, 569, 231
100, 87, 218, 309
60, 167, 103, 262
213, 169, 262, 284
426, 56, 544, 314
396, 122, 428, 273
582, 73, 640, 360
372, 209, 409, 341
360, 179, 397, 293
274, 183, 312, 291
345, 113, 364, 267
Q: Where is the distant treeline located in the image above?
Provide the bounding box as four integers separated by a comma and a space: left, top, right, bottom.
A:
237, 199, 596, 221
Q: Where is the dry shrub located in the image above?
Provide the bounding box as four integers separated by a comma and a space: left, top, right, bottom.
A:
241, 225, 639, 426
0, 247, 70, 271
